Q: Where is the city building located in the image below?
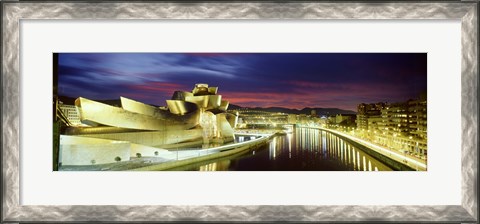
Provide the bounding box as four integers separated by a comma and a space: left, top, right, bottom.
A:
327, 114, 356, 128
357, 94, 427, 158
287, 114, 297, 124
356, 102, 385, 130
408, 93, 427, 140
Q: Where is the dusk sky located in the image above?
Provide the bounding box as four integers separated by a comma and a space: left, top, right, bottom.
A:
57, 53, 426, 111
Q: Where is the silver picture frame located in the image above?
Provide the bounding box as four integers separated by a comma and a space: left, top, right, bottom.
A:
1, 2, 478, 223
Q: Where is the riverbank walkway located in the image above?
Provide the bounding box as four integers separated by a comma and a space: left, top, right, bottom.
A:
301, 125, 427, 171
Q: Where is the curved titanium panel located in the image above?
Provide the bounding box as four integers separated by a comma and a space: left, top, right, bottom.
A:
208, 87, 218, 95
120, 97, 170, 118
76, 97, 199, 131
216, 113, 235, 142
225, 112, 238, 128
192, 83, 210, 95
166, 100, 198, 115
171, 91, 193, 101
219, 100, 229, 111
185, 95, 222, 110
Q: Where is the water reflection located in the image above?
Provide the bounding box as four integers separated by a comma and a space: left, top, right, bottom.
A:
199, 160, 231, 171
172, 128, 393, 171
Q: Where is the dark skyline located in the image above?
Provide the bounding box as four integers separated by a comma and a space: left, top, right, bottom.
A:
56, 53, 427, 111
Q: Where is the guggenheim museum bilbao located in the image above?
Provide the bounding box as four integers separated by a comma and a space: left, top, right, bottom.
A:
59, 83, 238, 166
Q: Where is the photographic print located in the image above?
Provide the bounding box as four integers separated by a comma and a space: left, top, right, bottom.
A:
53, 53, 427, 171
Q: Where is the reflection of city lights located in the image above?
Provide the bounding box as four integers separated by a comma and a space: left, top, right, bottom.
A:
287, 133, 292, 159
357, 151, 360, 170
340, 140, 344, 161
269, 137, 277, 159
363, 156, 367, 171
347, 145, 351, 164
319, 127, 426, 169
352, 148, 356, 168
199, 162, 218, 171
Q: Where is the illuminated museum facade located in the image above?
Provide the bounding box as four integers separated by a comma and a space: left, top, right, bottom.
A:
59, 84, 238, 165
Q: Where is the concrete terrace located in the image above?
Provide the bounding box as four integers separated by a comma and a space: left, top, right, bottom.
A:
60, 133, 274, 171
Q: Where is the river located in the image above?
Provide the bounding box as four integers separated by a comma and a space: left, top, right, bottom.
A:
167, 127, 393, 171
